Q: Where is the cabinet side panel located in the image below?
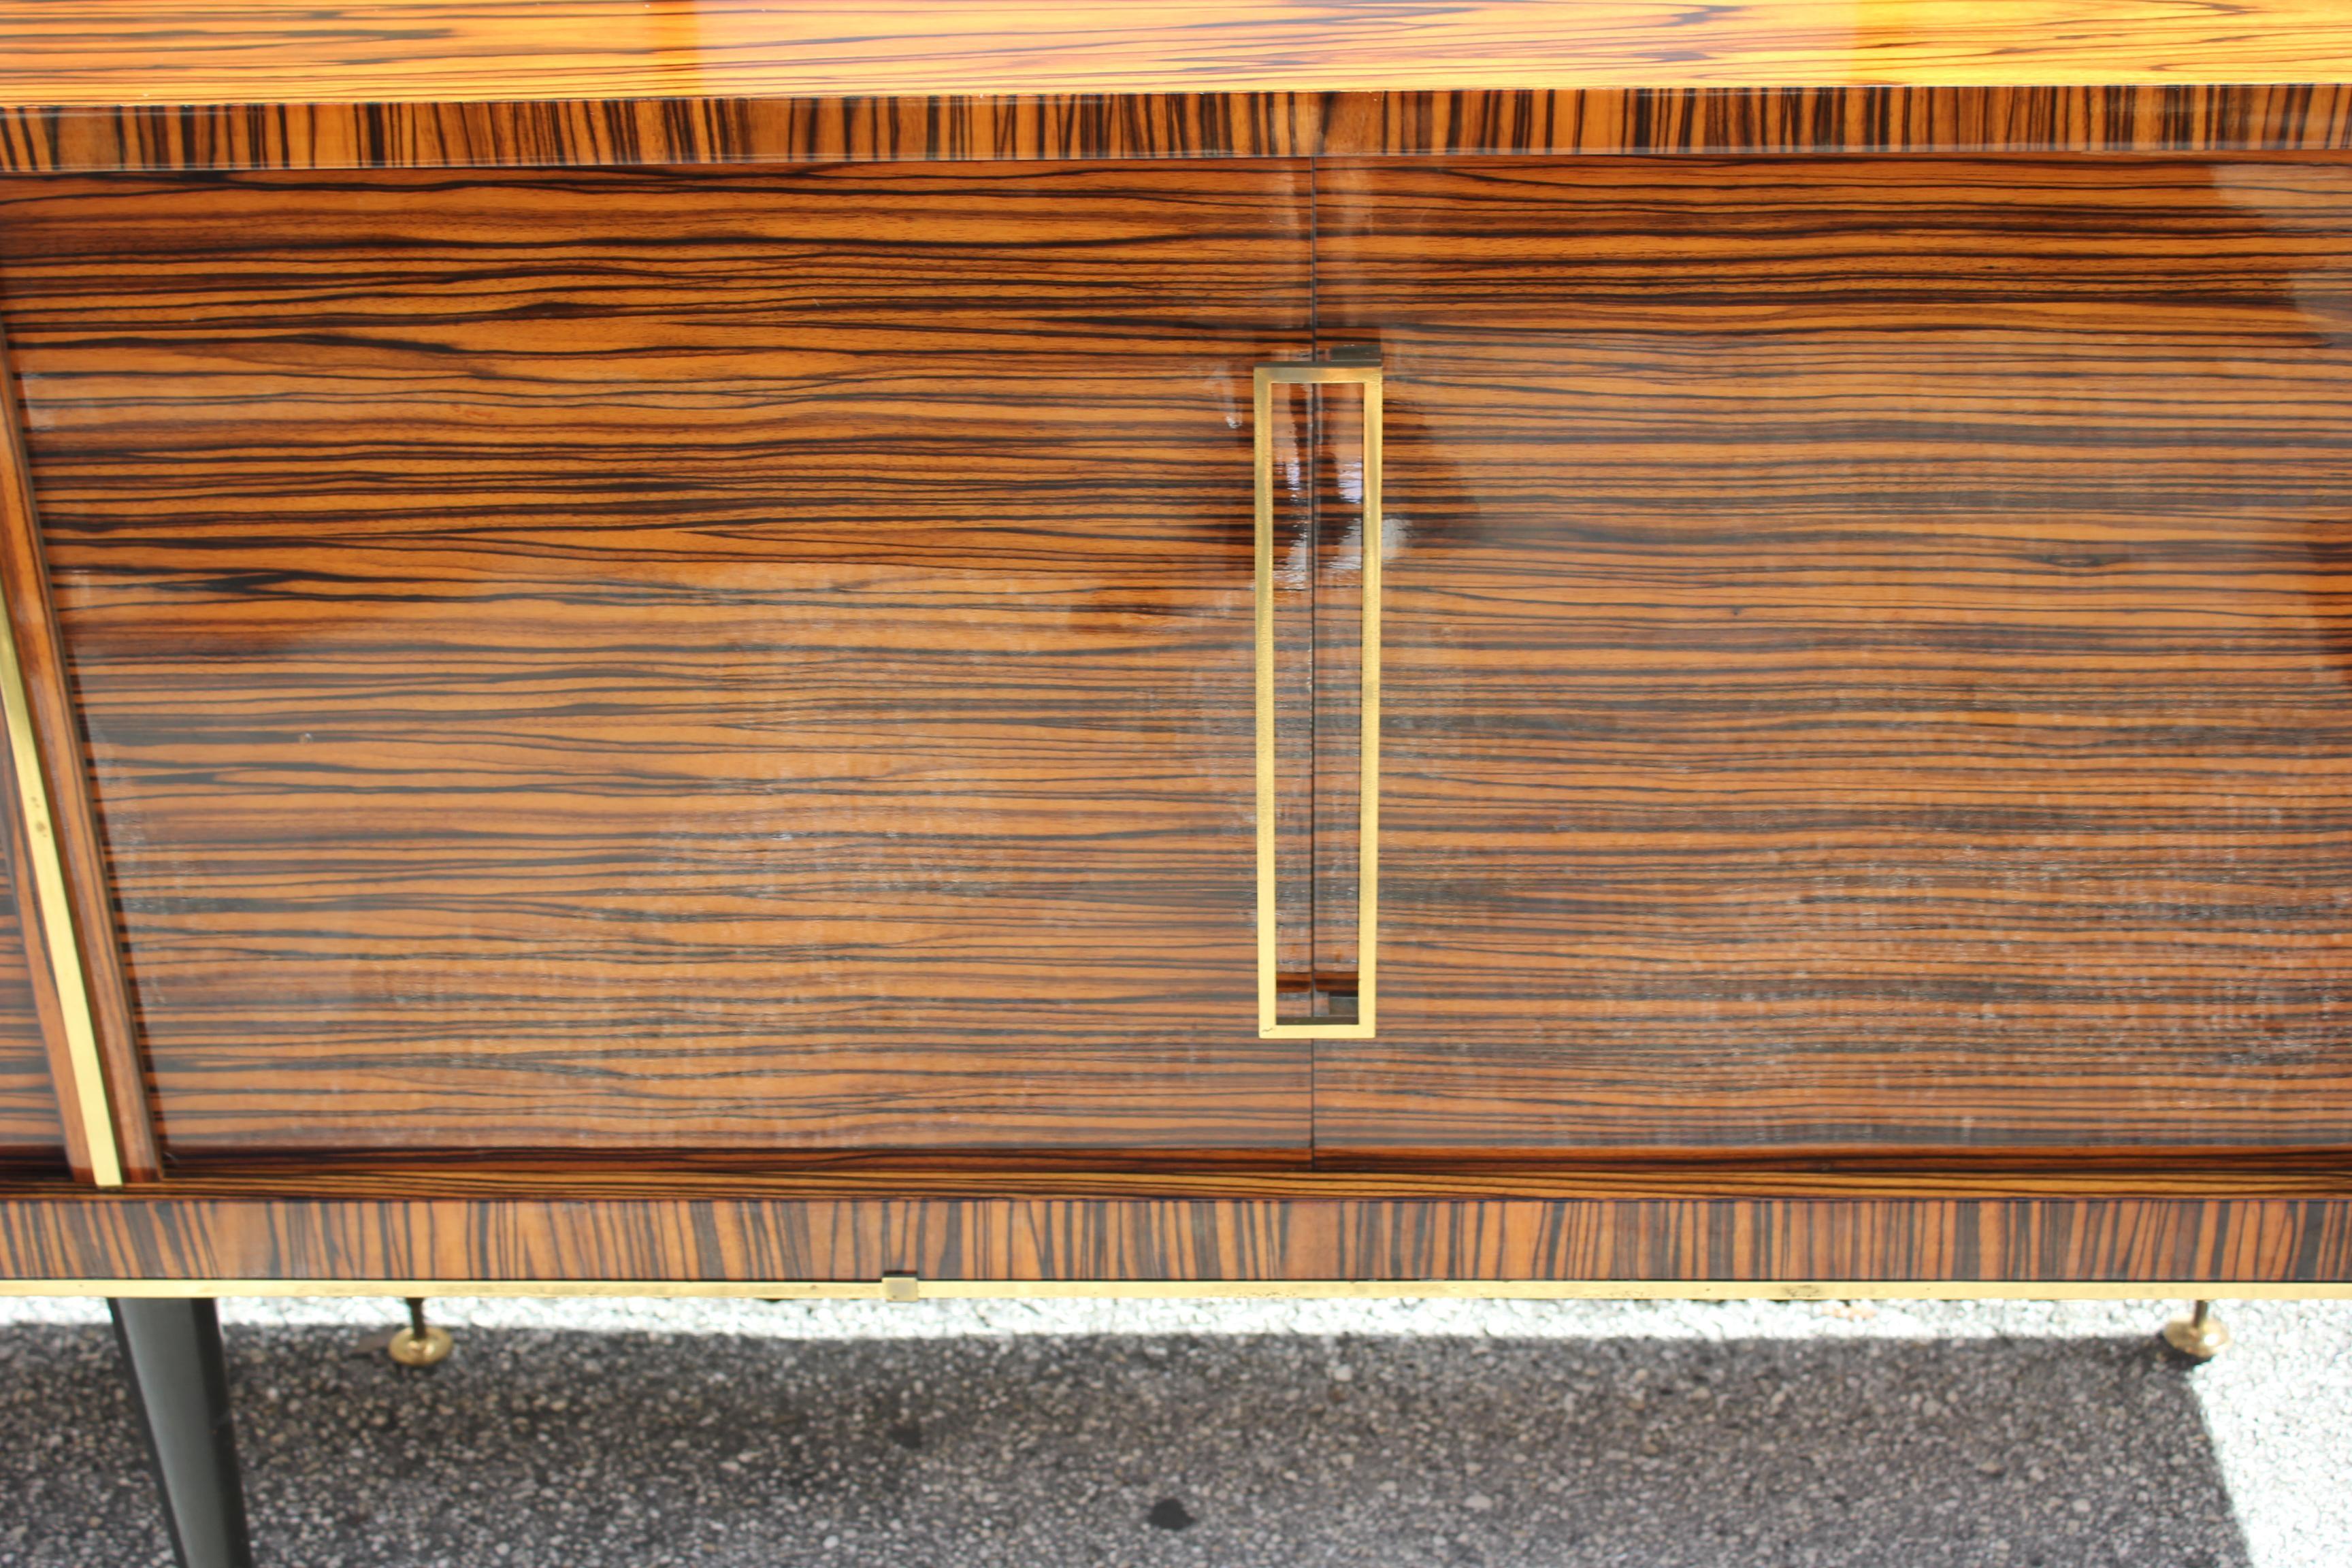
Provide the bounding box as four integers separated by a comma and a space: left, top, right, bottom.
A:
0, 361, 67, 1165
1318, 155, 2352, 1155
0, 163, 1313, 1158
0, 836, 63, 1160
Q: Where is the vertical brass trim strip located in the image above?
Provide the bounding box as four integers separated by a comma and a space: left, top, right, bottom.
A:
0, 589, 119, 1185
0, 323, 153, 1180
1254, 361, 1382, 1040
1254, 368, 1276, 1032
1359, 369, 1382, 1036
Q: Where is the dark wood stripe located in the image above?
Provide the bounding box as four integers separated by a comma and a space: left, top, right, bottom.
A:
99, 1152, 2352, 1201
0, 1188, 2344, 1283
0, 323, 153, 1177
2, 87, 2349, 174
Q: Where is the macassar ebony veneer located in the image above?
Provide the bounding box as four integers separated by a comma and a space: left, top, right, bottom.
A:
0, 1, 2349, 1296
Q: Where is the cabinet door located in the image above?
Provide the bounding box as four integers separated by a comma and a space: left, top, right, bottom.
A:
1318, 157, 2352, 1157
0, 163, 1311, 1160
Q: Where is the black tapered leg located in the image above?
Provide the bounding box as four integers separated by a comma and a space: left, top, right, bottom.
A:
110, 1298, 256, 1568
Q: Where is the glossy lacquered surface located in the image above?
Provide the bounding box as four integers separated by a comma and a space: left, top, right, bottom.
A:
7, 1, 2352, 103
2, 152, 2351, 1204
2, 1179, 2349, 1285
0, 840, 63, 1160
1320, 155, 2352, 1156
7, 88, 2352, 176
0, 162, 1315, 1157
8, 3, 2352, 174
0, 329, 153, 1181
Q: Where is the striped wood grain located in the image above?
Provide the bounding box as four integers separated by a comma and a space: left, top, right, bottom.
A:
0, 377, 60, 1159
0, 95, 1317, 174
0, 322, 154, 1177
0, 1188, 2344, 1284
1316, 156, 2352, 1156
4, 87, 2351, 174
0, 824, 61, 1161
1322, 84, 2352, 159
0, 163, 1316, 1157
9, 1, 2352, 104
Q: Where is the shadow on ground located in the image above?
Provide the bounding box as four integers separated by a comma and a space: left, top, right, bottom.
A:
0, 1323, 2247, 1567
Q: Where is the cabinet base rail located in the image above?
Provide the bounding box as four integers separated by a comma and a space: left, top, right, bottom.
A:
14, 1277, 2352, 1301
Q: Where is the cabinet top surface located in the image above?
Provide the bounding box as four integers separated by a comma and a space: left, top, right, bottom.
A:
5, 0, 2352, 106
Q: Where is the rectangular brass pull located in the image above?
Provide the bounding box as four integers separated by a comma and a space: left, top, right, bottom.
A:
1255, 357, 1381, 1039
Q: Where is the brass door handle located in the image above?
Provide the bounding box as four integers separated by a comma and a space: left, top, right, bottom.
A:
1254, 358, 1382, 1039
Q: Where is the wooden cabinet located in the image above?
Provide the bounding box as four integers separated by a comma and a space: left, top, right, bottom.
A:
0, 3, 2349, 1298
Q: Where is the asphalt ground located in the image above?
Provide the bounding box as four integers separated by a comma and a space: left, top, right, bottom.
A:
0, 1295, 2345, 1567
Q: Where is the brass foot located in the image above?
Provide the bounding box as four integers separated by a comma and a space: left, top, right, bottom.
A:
386, 1296, 453, 1368
2161, 1300, 2230, 1362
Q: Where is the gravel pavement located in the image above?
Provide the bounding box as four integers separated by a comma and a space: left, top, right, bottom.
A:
1, 1294, 2346, 1567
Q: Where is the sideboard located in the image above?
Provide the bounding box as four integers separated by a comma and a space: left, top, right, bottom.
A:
7, 0, 2352, 1300
8, 0, 2352, 1288
18, 3, 2352, 1561
6, 3, 2352, 1556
